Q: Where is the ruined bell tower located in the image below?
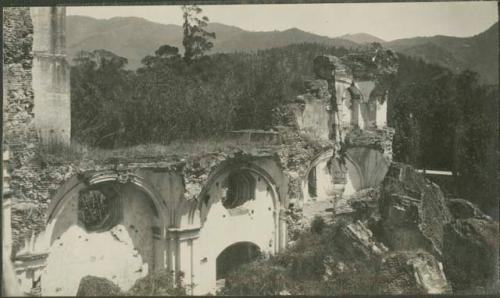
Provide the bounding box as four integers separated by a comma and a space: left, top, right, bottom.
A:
31, 7, 71, 145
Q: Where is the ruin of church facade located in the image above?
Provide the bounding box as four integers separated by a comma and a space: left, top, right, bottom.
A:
3, 7, 396, 296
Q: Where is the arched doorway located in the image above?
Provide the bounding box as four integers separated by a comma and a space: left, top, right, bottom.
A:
216, 242, 260, 281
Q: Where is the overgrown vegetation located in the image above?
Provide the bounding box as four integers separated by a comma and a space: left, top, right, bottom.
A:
389, 55, 498, 216
76, 270, 186, 296
126, 270, 186, 296
71, 44, 350, 147
218, 223, 380, 295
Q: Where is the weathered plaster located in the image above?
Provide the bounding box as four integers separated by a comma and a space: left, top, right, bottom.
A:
31, 7, 71, 144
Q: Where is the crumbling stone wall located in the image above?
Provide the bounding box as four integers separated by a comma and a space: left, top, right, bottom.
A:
3, 7, 45, 254
291, 80, 333, 140
3, 6, 72, 257
273, 126, 334, 238
4, 146, 293, 295
3, 7, 36, 167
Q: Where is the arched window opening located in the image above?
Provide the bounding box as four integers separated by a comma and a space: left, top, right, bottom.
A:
308, 166, 317, 198
216, 242, 260, 281
223, 171, 256, 209
77, 184, 121, 232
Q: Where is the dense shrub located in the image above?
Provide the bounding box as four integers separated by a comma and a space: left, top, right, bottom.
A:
76, 275, 122, 296
218, 258, 292, 296
70, 43, 348, 147
75, 270, 186, 296
310, 215, 326, 234
126, 270, 186, 296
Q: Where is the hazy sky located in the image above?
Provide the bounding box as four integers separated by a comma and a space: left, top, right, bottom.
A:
67, 1, 498, 41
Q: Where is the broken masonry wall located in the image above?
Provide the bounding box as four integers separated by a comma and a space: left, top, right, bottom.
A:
13, 159, 185, 295
3, 7, 46, 256
292, 80, 333, 141
3, 6, 72, 256
42, 182, 163, 296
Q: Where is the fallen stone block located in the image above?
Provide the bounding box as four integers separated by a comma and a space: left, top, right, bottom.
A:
335, 220, 388, 262
379, 250, 451, 295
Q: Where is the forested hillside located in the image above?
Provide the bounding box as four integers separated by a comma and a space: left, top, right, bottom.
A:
67, 16, 498, 83
386, 22, 499, 84
66, 15, 359, 69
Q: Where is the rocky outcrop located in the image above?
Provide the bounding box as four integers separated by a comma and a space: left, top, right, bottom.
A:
330, 220, 452, 295
379, 162, 452, 255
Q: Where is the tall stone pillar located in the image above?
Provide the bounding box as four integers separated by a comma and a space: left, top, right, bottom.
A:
167, 227, 200, 294
278, 209, 288, 251
31, 7, 71, 145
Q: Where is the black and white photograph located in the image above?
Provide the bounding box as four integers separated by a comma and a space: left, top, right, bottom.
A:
2, 0, 499, 296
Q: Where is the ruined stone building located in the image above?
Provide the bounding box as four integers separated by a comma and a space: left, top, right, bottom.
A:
3, 6, 497, 297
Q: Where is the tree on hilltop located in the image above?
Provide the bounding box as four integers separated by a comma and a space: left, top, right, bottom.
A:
182, 5, 216, 63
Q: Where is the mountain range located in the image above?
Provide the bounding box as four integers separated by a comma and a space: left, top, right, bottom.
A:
66, 15, 498, 84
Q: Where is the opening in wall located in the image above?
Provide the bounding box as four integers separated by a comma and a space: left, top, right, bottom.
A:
223, 170, 256, 209
216, 242, 260, 280
308, 166, 317, 198
77, 184, 121, 231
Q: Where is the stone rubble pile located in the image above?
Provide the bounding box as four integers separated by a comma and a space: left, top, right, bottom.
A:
328, 162, 498, 294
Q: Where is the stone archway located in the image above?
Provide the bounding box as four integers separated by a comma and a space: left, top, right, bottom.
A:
39, 171, 168, 296
302, 150, 364, 202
